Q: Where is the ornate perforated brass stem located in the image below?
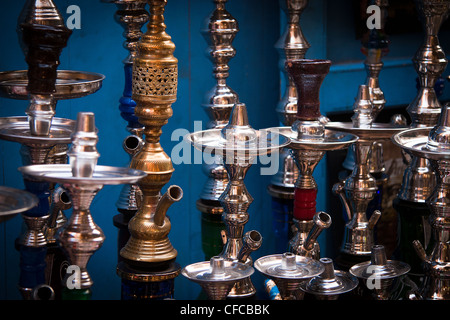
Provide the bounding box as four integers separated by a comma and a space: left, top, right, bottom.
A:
120, 0, 182, 264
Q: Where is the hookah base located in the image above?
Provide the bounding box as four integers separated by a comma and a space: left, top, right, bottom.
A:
117, 260, 181, 300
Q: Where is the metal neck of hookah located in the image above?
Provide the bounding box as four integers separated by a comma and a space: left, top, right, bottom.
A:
18, 0, 72, 137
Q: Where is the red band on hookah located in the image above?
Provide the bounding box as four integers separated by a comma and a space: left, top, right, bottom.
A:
293, 188, 317, 220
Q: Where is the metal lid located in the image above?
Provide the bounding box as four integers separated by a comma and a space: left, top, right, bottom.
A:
300, 257, 358, 296
182, 256, 254, 283
254, 252, 324, 280
349, 245, 410, 280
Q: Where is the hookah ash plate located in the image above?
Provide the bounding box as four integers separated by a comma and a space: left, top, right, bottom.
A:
254, 252, 324, 280
0, 70, 105, 101
186, 102, 290, 157
0, 186, 38, 223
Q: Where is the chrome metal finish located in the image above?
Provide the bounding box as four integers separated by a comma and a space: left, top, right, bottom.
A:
397, 0, 450, 203
392, 105, 450, 299
198, 0, 239, 202
181, 256, 254, 300
0, 186, 38, 223
350, 245, 410, 300
289, 211, 331, 258
407, 0, 450, 128
300, 257, 359, 300
327, 121, 406, 259
45, 186, 71, 244
187, 102, 288, 298
18, 112, 147, 290
254, 252, 324, 300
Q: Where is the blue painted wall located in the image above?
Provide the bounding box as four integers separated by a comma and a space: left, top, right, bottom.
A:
0, 0, 449, 300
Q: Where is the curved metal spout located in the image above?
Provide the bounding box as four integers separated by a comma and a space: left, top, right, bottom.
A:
333, 181, 352, 221
46, 186, 71, 243
123, 134, 144, 158
154, 185, 183, 226
303, 211, 332, 251
237, 230, 262, 264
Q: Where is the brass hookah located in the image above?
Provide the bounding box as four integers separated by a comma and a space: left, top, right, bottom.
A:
393, 104, 450, 300
268, 0, 310, 252
187, 102, 290, 299
103, 0, 149, 261
393, 0, 450, 284
116, 0, 184, 300
197, 0, 239, 260
0, 0, 103, 299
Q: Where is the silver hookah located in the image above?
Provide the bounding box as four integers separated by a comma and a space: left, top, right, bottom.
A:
397, 0, 450, 202
299, 257, 359, 300
0, 0, 104, 298
349, 245, 410, 300
187, 102, 290, 298
197, 0, 239, 215
182, 255, 254, 300
270, 0, 310, 191
327, 85, 406, 270
341, 0, 390, 201
19, 112, 146, 297
392, 104, 450, 300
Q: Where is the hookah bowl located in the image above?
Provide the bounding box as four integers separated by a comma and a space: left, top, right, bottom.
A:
392, 104, 450, 299
18, 112, 147, 300
182, 256, 254, 300
299, 257, 358, 300
197, 0, 240, 260
270, 59, 358, 257
254, 252, 323, 300
103, 0, 149, 261
187, 102, 290, 298
349, 245, 410, 300
393, 0, 450, 283
326, 115, 406, 271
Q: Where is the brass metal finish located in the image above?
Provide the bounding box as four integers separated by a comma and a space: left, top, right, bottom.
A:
120, 0, 183, 264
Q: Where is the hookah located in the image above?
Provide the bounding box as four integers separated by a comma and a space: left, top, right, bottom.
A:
272, 59, 357, 258
182, 256, 254, 300
326, 85, 406, 271
268, 0, 311, 252
187, 102, 289, 299
349, 245, 410, 300
392, 104, 450, 300
103, 0, 149, 261
197, 0, 239, 260
299, 257, 358, 300
392, 0, 450, 285
116, 0, 184, 300
19, 112, 146, 300
254, 252, 323, 300
0, 0, 104, 299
